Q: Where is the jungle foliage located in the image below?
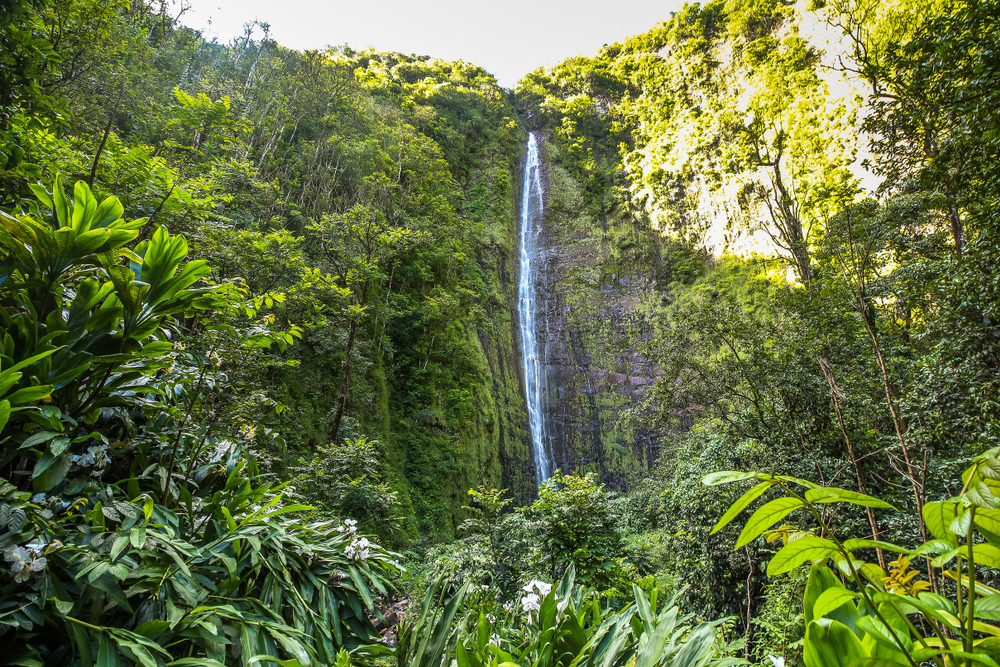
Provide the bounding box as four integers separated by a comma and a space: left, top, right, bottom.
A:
515, 0, 1000, 661
3, 0, 1000, 665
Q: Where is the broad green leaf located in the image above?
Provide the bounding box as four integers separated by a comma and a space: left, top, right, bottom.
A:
977, 509, 1000, 543
974, 543, 1000, 569
805, 565, 859, 631
96, 632, 118, 667
923, 501, 962, 540
805, 487, 895, 509
768, 536, 839, 576
7, 384, 54, 404
28, 183, 53, 210
736, 497, 804, 547
803, 619, 868, 667
703, 471, 758, 486
812, 588, 860, 619
857, 614, 911, 654
633, 608, 673, 667
842, 539, 911, 554
671, 624, 716, 667
247, 657, 309, 667
711, 480, 774, 534
72, 180, 97, 232
910, 648, 999, 667
951, 508, 973, 535
52, 175, 71, 228
977, 594, 1000, 621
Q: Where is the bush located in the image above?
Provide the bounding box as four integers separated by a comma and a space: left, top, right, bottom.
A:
0, 179, 400, 665
530, 472, 624, 587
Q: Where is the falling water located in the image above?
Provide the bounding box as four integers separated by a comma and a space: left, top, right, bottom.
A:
518, 133, 553, 483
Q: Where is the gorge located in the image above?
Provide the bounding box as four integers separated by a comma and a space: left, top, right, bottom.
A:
1, 0, 998, 664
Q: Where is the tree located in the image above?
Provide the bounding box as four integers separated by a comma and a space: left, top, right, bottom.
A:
306, 204, 427, 442
459, 485, 512, 571
530, 472, 623, 585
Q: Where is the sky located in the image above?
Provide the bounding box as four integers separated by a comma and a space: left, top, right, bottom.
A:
179, 0, 688, 88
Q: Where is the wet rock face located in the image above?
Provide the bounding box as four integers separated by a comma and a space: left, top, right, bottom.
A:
523, 140, 663, 490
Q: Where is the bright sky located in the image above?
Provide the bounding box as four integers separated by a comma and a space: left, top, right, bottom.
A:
180, 0, 689, 88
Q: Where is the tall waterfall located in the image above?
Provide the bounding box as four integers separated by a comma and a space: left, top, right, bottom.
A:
518, 133, 553, 483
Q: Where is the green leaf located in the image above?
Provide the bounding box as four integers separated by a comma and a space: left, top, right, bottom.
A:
736, 497, 804, 547
856, 615, 911, 653
672, 624, 717, 667
976, 509, 1000, 542
247, 658, 308, 667
803, 619, 869, 667
7, 384, 54, 404
805, 565, 859, 630
923, 500, 962, 540
28, 183, 53, 210
72, 180, 97, 232
812, 588, 860, 619
96, 633, 118, 667
52, 175, 71, 229
842, 539, 911, 554
768, 536, 839, 576
973, 543, 1000, 568
976, 594, 1000, 621
703, 471, 758, 486
910, 648, 999, 667
110, 534, 130, 561
951, 508, 973, 535
711, 480, 774, 534
804, 487, 896, 509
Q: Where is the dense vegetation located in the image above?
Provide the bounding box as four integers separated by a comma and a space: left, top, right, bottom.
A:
513, 0, 1000, 661
2, 0, 1000, 665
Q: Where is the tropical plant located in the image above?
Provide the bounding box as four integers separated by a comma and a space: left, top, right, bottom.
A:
459, 486, 512, 573
0, 178, 401, 665
459, 566, 744, 667
391, 566, 743, 667
705, 449, 1000, 667
530, 472, 624, 586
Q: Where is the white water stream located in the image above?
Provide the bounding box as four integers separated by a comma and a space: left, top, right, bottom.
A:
518, 133, 553, 483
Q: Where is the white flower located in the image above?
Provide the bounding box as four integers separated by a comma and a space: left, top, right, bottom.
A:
345, 519, 357, 527
768, 656, 785, 667
5, 546, 29, 566
6, 547, 40, 583
73, 444, 108, 469
344, 535, 372, 562
31, 493, 46, 503
25, 540, 47, 556
520, 592, 540, 613
522, 579, 552, 597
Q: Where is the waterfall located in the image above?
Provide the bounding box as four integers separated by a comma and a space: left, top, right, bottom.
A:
518, 133, 553, 483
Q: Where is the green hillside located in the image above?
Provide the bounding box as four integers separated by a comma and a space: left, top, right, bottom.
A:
1, 0, 999, 664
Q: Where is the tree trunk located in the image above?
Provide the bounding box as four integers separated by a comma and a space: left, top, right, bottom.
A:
818, 356, 885, 570
328, 279, 370, 443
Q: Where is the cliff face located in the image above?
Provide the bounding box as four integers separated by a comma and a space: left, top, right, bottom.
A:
474, 224, 537, 507
507, 0, 876, 491
525, 138, 665, 490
